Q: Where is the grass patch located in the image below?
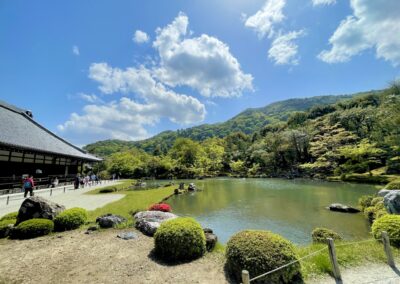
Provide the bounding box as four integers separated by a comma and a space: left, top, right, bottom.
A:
87, 185, 176, 224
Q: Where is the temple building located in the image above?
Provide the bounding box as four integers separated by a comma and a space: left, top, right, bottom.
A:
0, 100, 101, 193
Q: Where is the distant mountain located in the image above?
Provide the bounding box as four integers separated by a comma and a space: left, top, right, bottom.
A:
84, 91, 374, 157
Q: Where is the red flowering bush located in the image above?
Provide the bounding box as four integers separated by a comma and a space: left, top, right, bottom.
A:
148, 203, 172, 212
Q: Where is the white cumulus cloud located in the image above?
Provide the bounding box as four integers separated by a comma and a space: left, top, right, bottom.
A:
268, 30, 305, 65
153, 12, 253, 98
77, 93, 104, 104
244, 0, 286, 39
318, 0, 400, 66
312, 0, 336, 6
133, 30, 149, 44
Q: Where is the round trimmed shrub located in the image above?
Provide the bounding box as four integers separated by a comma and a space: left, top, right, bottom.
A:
0, 212, 18, 221
358, 195, 373, 211
154, 217, 206, 261
54, 207, 88, 231
226, 230, 301, 284
372, 215, 400, 247
10, 219, 54, 239
0, 219, 16, 238
364, 201, 387, 223
311, 228, 342, 243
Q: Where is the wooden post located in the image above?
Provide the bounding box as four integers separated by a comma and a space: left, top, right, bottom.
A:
6, 196, 10, 205
50, 189, 53, 196
327, 238, 341, 281
241, 270, 250, 284
64, 187, 66, 193
382, 231, 395, 267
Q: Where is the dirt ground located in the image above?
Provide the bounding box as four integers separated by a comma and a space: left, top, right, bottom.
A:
0, 229, 230, 284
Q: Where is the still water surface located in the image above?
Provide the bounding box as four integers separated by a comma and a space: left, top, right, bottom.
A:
166, 178, 378, 245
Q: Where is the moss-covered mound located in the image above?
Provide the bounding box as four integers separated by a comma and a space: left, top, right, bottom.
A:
226, 230, 301, 284
311, 228, 342, 243
0, 219, 16, 238
10, 218, 54, 239
54, 207, 88, 231
386, 179, 400, 190
154, 217, 206, 261
372, 215, 400, 247
364, 198, 387, 223
0, 212, 18, 221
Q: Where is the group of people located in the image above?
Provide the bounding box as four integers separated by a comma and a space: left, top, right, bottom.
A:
73, 174, 100, 189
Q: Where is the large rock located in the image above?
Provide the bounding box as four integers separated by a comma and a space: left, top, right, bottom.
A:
188, 183, 196, 191
96, 214, 126, 228
383, 190, 400, 214
378, 189, 391, 197
16, 196, 65, 225
327, 203, 360, 213
133, 211, 177, 236
203, 228, 218, 251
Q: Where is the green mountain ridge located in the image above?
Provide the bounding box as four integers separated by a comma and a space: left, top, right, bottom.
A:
84, 90, 377, 157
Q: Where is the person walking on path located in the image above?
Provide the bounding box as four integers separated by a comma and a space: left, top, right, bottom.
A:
23, 175, 35, 197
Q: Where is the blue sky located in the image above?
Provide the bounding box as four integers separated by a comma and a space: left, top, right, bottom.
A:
1, 0, 399, 145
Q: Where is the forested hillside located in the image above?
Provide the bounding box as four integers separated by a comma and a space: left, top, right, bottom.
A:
85, 83, 400, 183
84, 93, 359, 156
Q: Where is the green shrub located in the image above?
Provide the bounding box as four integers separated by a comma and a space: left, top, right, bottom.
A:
311, 228, 342, 243
10, 219, 54, 239
364, 201, 387, 223
54, 208, 88, 231
226, 230, 301, 284
0, 219, 16, 238
371, 197, 383, 206
154, 217, 206, 261
386, 179, 400, 190
372, 215, 400, 247
99, 187, 117, 193
358, 195, 374, 211
0, 212, 18, 221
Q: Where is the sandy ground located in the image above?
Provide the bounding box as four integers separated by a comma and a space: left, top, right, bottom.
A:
0, 228, 230, 284
0, 181, 124, 217
1, 228, 400, 284
308, 263, 400, 284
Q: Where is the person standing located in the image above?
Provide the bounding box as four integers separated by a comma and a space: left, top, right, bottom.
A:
74, 174, 80, 190
23, 175, 35, 197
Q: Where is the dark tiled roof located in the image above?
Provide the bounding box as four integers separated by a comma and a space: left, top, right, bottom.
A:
0, 100, 101, 161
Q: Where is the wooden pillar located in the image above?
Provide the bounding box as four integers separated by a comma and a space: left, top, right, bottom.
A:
327, 238, 341, 281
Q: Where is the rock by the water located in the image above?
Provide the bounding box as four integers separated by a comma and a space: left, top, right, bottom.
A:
188, 183, 196, 191
117, 232, 138, 240
383, 190, 400, 214
16, 196, 65, 225
378, 189, 391, 197
205, 232, 218, 251
133, 211, 177, 236
203, 228, 213, 234
328, 203, 360, 213
96, 214, 126, 228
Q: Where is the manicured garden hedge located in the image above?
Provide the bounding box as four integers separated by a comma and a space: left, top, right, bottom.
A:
386, 179, 400, 190
226, 230, 301, 283
0, 212, 18, 221
311, 227, 342, 243
154, 217, 206, 261
54, 207, 88, 231
372, 215, 400, 247
0, 219, 16, 238
10, 219, 54, 239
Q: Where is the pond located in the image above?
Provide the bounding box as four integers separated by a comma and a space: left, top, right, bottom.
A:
166, 178, 379, 245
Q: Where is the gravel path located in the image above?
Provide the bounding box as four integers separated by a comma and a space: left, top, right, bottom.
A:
308, 262, 400, 284
0, 181, 124, 217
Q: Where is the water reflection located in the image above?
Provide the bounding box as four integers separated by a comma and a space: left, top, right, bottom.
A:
167, 178, 377, 245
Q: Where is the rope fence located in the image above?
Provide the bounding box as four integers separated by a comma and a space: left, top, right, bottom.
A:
241, 232, 400, 284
